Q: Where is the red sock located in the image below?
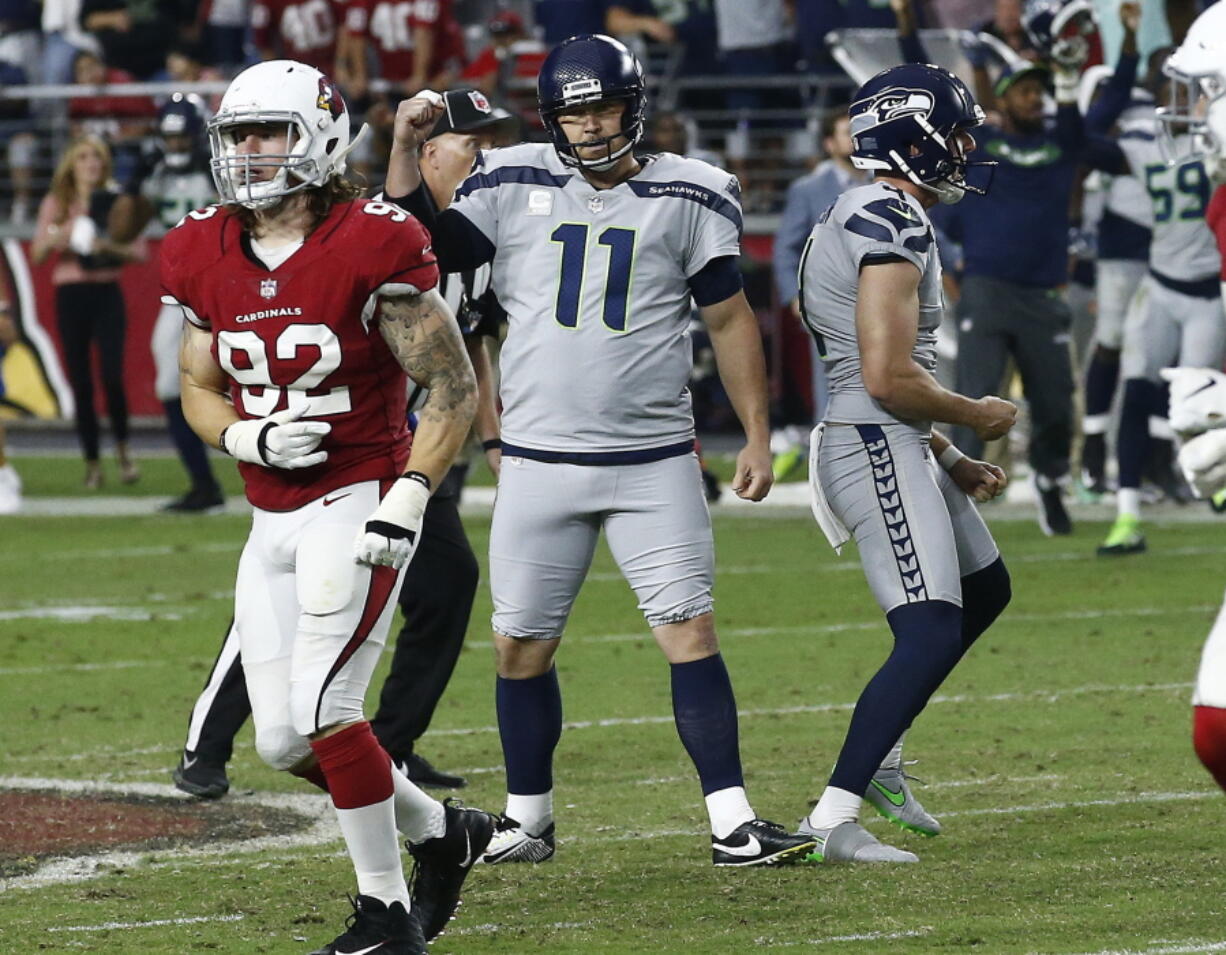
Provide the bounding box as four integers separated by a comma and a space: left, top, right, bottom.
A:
1192, 705, 1226, 794
291, 762, 330, 793
310, 722, 394, 810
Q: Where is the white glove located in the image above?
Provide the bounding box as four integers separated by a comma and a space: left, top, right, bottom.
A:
1177, 429, 1226, 499
1160, 367, 1226, 437
354, 473, 430, 570
220, 405, 331, 469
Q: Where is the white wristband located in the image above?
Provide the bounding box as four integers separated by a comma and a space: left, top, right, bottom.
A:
937, 445, 966, 471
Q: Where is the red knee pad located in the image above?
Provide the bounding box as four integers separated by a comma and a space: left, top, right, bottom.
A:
310, 721, 393, 809
1192, 706, 1226, 794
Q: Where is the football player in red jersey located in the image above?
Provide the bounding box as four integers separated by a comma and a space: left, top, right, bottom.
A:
252, 0, 345, 75
160, 60, 494, 953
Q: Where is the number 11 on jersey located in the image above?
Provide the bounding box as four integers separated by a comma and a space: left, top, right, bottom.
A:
550, 223, 637, 332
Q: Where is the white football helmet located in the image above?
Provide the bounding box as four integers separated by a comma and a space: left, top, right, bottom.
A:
208, 60, 366, 209
1158, 1, 1226, 182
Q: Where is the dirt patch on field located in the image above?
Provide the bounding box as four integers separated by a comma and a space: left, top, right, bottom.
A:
0, 790, 311, 878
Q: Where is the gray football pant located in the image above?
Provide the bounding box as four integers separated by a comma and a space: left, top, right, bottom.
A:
951, 275, 1075, 481
818, 423, 1000, 614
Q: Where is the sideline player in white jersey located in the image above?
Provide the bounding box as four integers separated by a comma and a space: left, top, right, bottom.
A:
1150, 0, 1226, 799
385, 34, 816, 868
163, 60, 495, 952
798, 63, 1017, 862
1084, 43, 1225, 555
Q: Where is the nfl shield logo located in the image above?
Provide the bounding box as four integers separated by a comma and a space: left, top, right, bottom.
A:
588, 196, 604, 214
260, 278, 277, 300
468, 90, 492, 113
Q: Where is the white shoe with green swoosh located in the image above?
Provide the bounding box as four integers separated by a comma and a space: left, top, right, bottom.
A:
864, 767, 941, 837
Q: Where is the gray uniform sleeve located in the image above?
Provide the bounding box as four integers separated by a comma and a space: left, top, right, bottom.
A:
682, 170, 744, 277
837, 193, 932, 273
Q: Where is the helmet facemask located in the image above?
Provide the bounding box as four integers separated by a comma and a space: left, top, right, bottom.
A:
852, 108, 992, 205
209, 111, 326, 210
1158, 62, 1226, 170
543, 93, 643, 172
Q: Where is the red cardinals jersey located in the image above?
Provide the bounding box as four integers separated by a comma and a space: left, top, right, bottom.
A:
1210, 185, 1226, 282
160, 199, 439, 511
252, 0, 344, 73
344, 0, 461, 82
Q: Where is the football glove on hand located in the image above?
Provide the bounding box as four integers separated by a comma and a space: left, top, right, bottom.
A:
220, 405, 331, 470
1177, 429, 1226, 499
1160, 367, 1226, 437
354, 473, 430, 570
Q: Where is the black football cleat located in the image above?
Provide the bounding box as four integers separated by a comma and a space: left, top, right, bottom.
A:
308, 894, 425, 955
172, 751, 229, 799
1033, 476, 1073, 536
407, 799, 495, 941
397, 752, 466, 790
162, 486, 225, 513
711, 818, 816, 867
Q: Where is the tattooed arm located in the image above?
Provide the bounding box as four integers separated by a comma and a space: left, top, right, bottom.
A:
379, 287, 478, 487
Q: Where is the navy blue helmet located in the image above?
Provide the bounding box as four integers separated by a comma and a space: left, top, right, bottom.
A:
157, 93, 207, 170
537, 34, 646, 171
848, 63, 992, 204
1023, 0, 1097, 67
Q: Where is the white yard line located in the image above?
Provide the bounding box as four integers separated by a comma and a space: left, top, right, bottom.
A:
766, 929, 933, 947
0, 606, 186, 623
1074, 942, 1226, 955
48, 914, 245, 933
1, 780, 1217, 893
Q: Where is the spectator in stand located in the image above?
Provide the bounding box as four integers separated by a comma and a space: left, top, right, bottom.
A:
41, 0, 98, 84
251, 0, 343, 74
645, 110, 721, 165
159, 42, 226, 110
461, 9, 529, 94
342, 0, 464, 99
714, 0, 791, 115
1, 0, 42, 83
533, 0, 674, 46
0, 50, 37, 224
31, 136, 142, 490
80, 0, 189, 79
68, 49, 157, 156
977, 0, 1038, 60
197, 0, 251, 70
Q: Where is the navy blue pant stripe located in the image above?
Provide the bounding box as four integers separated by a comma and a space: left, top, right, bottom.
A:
854, 424, 928, 603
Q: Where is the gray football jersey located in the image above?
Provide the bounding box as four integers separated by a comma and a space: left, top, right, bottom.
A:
1118, 122, 1219, 282
799, 181, 942, 428
449, 143, 741, 453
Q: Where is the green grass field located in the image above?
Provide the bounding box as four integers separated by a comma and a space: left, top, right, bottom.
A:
2, 456, 1225, 953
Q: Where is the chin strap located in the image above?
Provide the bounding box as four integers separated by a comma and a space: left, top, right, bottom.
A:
333, 123, 371, 174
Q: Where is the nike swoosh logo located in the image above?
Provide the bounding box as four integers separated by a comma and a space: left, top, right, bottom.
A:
870, 779, 907, 807
322, 493, 352, 507
183, 756, 198, 769
336, 943, 390, 955
1187, 377, 1218, 398
713, 833, 762, 857
459, 829, 473, 869
891, 202, 918, 221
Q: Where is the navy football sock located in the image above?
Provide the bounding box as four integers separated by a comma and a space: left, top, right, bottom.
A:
1083, 350, 1120, 419
1117, 379, 1158, 489
164, 399, 219, 491
828, 601, 962, 795
496, 668, 562, 795
670, 654, 746, 795
959, 557, 1011, 655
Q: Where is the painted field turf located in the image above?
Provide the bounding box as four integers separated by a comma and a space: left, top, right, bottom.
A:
1, 490, 1224, 953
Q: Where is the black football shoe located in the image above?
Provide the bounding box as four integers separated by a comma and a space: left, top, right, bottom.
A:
308, 894, 425, 955
172, 751, 229, 799
711, 818, 817, 867
407, 799, 495, 941
162, 486, 225, 513
397, 752, 466, 790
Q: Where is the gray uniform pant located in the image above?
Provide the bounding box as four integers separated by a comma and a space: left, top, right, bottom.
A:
817, 423, 1000, 614
951, 275, 1074, 480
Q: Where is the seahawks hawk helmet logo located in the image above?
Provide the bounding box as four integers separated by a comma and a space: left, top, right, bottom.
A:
860, 89, 935, 125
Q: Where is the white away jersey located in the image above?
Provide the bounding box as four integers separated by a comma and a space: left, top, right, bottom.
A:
799, 181, 942, 429
140, 160, 216, 237
449, 143, 742, 453
1118, 121, 1219, 282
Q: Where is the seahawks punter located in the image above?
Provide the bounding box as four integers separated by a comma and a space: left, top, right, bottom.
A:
798, 63, 1016, 862
386, 34, 815, 867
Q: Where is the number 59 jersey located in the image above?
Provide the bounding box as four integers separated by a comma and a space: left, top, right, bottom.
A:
450, 143, 742, 455
159, 199, 440, 511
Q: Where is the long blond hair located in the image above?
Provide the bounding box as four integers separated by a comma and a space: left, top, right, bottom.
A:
48, 136, 113, 223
